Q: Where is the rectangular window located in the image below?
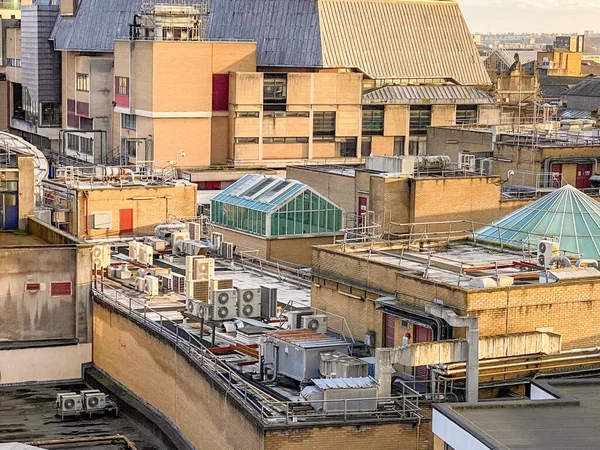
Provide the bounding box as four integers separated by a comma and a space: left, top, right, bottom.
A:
336, 137, 357, 157
6, 58, 21, 67
263, 137, 309, 143
456, 105, 478, 125
409, 105, 431, 135
263, 111, 310, 118
121, 113, 136, 130
313, 112, 336, 136
67, 133, 78, 151
40, 102, 62, 126
361, 137, 372, 157
409, 136, 427, 156
50, 281, 72, 297
263, 74, 287, 102
236, 111, 260, 118
235, 137, 259, 144
394, 136, 406, 156
116, 76, 129, 96
80, 137, 93, 155
362, 107, 384, 136
76, 73, 89, 92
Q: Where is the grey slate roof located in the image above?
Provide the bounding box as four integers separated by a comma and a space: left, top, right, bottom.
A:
539, 75, 590, 99
564, 77, 600, 98
363, 85, 495, 105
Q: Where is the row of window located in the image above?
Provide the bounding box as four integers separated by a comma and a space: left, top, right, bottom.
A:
66, 134, 94, 155
6, 58, 21, 67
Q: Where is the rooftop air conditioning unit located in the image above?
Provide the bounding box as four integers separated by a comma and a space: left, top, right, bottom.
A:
81, 390, 106, 412
171, 231, 190, 248
194, 257, 214, 280
187, 279, 210, 301
288, 309, 314, 330
137, 244, 154, 266
187, 299, 203, 317
480, 158, 493, 176
128, 241, 140, 260
458, 153, 476, 172
172, 273, 186, 294
538, 240, 561, 268
161, 274, 173, 290
211, 277, 234, 290
144, 276, 159, 296
221, 242, 235, 259
211, 232, 223, 254
211, 289, 238, 321
237, 288, 261, 318
260, 285, 278, 320
92, 245, 111, 270
147, 237, 166, 252
135, 277, 146, 292
302, 315, 328, 334
56, 393, 83, 415
189, 222, 201, 240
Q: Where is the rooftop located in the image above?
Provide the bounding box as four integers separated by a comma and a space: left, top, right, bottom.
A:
434, 379, 600, 450
0, 231, 49, 247
563, 76, 600, 98
362, 85, 495, 105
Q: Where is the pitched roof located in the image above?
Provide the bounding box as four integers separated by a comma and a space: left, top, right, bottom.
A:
490, 49, 538, 67
362, 85, 495, 105
52, 0, 490, 85
539, 75, 591, 99
476, 185, 600, 260
563, 77, 600, 98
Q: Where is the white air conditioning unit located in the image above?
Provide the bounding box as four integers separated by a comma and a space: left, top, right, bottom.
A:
137, 244, 154, 266
288, 309, 314, 330
302, 315, 328, 334
237, 288, 261, 318
538, 240, 561, 268
144, 276, 159, 296
135, 277, 146, 292
92, 245, 111, 270
458, 152, 476, 172
81, 390, 106, 411
189, 222, 201, 240
195, 257, 215, 280
172, 273, 186, 294
186, 279, 210, 301
146, 237, 166, 252
92, 212, 112, 229
161, 275, 173, 290
56, 393, 83, 414
211, 232, 223, 254
480, 158, 493, 176
211, 289, 238, 321
171, 231, 190, 248
221, 242, 235, 259
128, 241, 140, 260
187, 299, 203, 317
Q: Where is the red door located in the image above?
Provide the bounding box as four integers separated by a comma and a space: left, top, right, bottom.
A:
384, 314, 396, 348
551, 164, 562, 188
576, 164, 593, 189
358, 197, 368, 226
414, 325, 433, 381
119, 208, 133, 233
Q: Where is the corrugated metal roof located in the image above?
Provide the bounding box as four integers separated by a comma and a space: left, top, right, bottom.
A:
362, 85, 495, 105
557, 108, 592, 120
268, 330, 348, 348
490, 49, 538, 67
317, 0, 490, 85
563, 77, 600, 98
312, 377, 379, 390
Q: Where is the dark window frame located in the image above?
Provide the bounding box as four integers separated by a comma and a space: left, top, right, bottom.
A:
76, 73, 89, 92
121, 113, 136, 130
313, 111, 336, 136
362, 106, 384, 136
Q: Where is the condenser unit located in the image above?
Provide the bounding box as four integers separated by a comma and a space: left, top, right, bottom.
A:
538, 240, 561, 268
221, 242, 235, 259
287, 309, 314, 330
137, 244, 154, 266
56, 393, 83, 416
172, 273, 186, 294
53, 210, 68, 224
187, 299, 203, 317
237, 288, 261, 318
135, 277, 146, 292
302, 315, 328, 334
128, 241, 140, 260
81, 391, 106, 412
171, 231, 189, 248
211, 289, 237, 321
211, 232, 223, 253
211, 277, 234, 290
187, 279, 210, 301
144, 276, 159, 296
260, 285, 278, 320
92, 245, 111, 269
188, 222, 201, 240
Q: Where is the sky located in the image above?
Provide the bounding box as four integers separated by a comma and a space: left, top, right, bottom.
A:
459, 0, 600, 34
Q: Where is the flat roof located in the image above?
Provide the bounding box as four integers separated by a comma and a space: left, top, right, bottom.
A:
0, 232, 49, 247
0, 382, 165, 449
436, 379, 600, 449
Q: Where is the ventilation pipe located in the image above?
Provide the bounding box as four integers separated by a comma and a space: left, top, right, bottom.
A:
548, 256, 571, 268
425, 304, 479, 403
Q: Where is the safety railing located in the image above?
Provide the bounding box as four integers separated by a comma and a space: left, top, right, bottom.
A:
92, 280, 422, 425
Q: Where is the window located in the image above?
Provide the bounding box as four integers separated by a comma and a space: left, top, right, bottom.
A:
409, 137, 427, 156
394, 136, 406, 156
336, 137, 357, 158
235, 137, 259, 144
263, 111, 310, 118
6, 58, 21, 67
80, 137, 93, 155
116, 76, 129, 96
80, 117, 93, 131
313, 112, 336, 136
361, 137, 372, 157
409, 105, 431, 135
263, 104, 286, 112
50, 281, 72, 297
362, 107, 384, 135
263, 74, 287, 102
76, 73, 89, 92
67, 134, 78, 151
121, 113, 136, 130
263, 137, 309, 143
236, 111, 260, 118
40, 102, 61, 126
456, 105, 478, 125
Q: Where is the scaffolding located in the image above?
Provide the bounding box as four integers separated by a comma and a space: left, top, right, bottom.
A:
131, 1, 210, 41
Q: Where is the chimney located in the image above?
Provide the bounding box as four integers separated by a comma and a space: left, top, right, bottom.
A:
60, 0, 80, 17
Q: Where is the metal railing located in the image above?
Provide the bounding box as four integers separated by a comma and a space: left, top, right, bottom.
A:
92, 280, 422, 425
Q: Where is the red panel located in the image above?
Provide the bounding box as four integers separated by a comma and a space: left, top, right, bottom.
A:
413, 325, 433, 343
119, 208, 133, 233
67, 112, 79, 128
67, 98, 75, 113
212, 74, 229, 111
551, 164, 562, 188
50, 281, 72, 297
26, 283, 41, 292
576, 164, 593, 189
114, 76, 130, 108
76, 101, 89, 118
384, 314, 396, 348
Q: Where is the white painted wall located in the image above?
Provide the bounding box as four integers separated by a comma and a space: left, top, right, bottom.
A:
531, 383, 558, 401
432, 409, 491, 450
0, 344, 92, 384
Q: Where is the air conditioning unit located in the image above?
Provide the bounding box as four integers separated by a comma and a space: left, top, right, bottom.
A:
458, 152, 476, 172
187, 299, 203, 317
237, 288, 261, 318
187, 279, 210, 301
211, 232, 223, 254
81, 391, 106, 411
480, 158, 493, 176
260, 285, 278, 320
115, 266, 132, 279
161, 275, 173, 290
211, 277, 234, 290
221, 242, 235, 259
92, 245, 111, 269
137, 244, 154, 266
171, 231, 190, 248
538, 240, 561, 268
172, 273, 186, 294
144, 276, 159, 296
135, 277, 146, 292
302, 315, 328, 334
211, 289, 238, 320
146, 237, 166, 252
288, 309, 314, 330
128, 241, 140, 260
195, 257, 215, 280
188, 222, 201, 240
92, 212, 112, 229
53, 210, 68, 224
56, 393, 83, 415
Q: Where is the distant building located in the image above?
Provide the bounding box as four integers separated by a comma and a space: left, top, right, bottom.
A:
484, 50, 537, 79
561, 77, 600, 113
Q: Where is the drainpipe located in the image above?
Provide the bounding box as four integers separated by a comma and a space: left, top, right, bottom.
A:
425, 304, 479, 403
83, 190, 90, 236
